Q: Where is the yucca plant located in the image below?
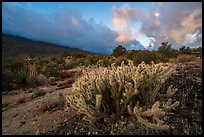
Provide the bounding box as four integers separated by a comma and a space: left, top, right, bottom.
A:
25, 55, 40, 86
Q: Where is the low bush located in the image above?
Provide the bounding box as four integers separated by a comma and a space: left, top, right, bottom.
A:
57, 78, 76, 89
33, 89, 46, 97
65, 58, 84, 69
2, 61, 29, 91
38, 57, 66, 78
114, 56, 128, 66
59, 70, 76, 79
97, 57, 112, 67
14, 93, 33, 105
83, 55, 104, 66
38, 94, 66, 112
176, 54, 198, 63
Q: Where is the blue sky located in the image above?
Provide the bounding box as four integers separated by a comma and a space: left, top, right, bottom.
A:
17, 2, 152, 27
2, 2, 202, 54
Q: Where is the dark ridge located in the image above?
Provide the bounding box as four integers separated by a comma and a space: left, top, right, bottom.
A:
2, 33, 95, 64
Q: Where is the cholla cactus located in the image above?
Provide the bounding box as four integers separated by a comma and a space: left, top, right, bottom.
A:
66, 61, 179, 130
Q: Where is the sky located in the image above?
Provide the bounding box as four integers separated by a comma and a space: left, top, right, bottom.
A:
2, 2, 202, 54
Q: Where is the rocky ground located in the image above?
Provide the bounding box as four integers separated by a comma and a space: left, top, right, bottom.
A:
2, 59, 202, 135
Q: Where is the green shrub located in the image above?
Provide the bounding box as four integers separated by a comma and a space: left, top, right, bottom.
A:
112, 45, 127, 57
3, 59, 25, 72
157, 42, 173, 55
83, 55, 104, 66
132, 51, 153, 65
97, 57, 111, 67
157, 42, 178, 60
2, 69, 17, 91
65, 58, 84, 69
2, 60, 29, 91
125, 51, 135, 60
38, 57, 66, 78
114, 56, 128, 66
72, 54, 87, 58
67, 61, 179, 130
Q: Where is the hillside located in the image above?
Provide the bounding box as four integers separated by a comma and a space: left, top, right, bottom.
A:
2, 34, 92, 64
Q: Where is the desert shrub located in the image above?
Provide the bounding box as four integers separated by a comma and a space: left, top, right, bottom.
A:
112, 45, 127, 57
33, 89, 46, 97
3, 59, 25, 71
72, 53, 87, 58
97, 57, 113, 67
2, 61, 29, 91
2, 98, 11, 108
38, 94, 66, 112
179, 46, 192, 54
62, 53, 87, 58
157, 42, 178, 60
14, 93, 33, 105
65, 58, 84, 69
67, 61, 179, 130
114, 56, 129, 66
125, 51, 136, 60
83, 55, 104, 66
157, 42, 173, 55
35, 74, 48, 86
176, 54, 198, 63
132, 51, 153, 65
150, 52, 164, 63
179, 46, 202, 57
57, 78, 76, 89
59, 70, 76, 79
131, 50, 172, 65
38, 57, 66, 78
2, 69, 17, 91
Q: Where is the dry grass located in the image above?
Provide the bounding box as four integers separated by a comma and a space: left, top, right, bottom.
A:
168, 58, 176, 63
2, 93, 33, 107
2, 90, 47, 108
33, 89, 46, 97
57, 78, 75, 88
176, 55, 198, 63
59, 70, 76, 79
14, 93, 33, 105
37, 93, 66, 112
2, 98, 11, 108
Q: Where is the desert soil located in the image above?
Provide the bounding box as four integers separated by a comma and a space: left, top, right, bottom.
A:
2, 60, 202, 135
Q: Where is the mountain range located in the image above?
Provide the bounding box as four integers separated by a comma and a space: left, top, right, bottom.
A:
2, 34, 93, 64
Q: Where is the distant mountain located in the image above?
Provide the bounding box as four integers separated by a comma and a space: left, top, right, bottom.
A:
145, 44, 155, 51
2, 34, 93, 64
125, 40, 146, 51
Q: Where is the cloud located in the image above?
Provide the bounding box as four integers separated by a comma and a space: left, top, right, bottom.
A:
112, 5, 141, 43
2, 2, 118, 54
3, 2, 201, 54
112, 2, 202, 49
143, 2, 202, 49
181, 8, 202, 33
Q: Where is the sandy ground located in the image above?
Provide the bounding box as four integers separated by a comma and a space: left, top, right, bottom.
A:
2, 83, 76, 135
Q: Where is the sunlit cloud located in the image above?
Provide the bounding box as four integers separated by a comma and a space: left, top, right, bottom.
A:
112, 2, 202, 49
112, 5, 141, 43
